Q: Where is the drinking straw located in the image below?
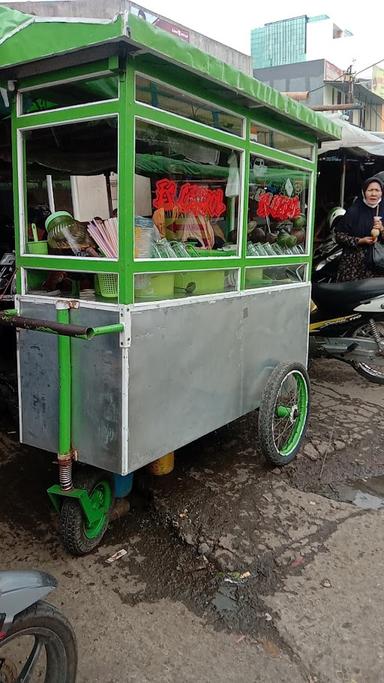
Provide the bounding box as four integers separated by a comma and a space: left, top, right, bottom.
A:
31, 223, 38, 242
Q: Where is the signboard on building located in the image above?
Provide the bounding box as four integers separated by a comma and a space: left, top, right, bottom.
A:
130, 3, 190, 42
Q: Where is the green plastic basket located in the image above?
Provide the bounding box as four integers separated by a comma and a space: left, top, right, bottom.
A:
97, 273, 118, 298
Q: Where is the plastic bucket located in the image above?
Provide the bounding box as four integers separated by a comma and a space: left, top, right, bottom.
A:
135, 273, 175, 301
147, 452, 175, 476
27, 241, 48, 255
174, 270, 225, 296
113, 473, 134, 498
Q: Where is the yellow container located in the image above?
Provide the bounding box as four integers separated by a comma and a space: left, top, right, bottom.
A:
147, 452, 175, 476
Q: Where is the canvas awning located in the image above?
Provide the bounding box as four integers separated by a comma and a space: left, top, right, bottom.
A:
0, 6, 341, 144
319, 113, 384, 157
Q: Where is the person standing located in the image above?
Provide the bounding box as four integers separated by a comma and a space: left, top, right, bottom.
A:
335, 177, 384, 281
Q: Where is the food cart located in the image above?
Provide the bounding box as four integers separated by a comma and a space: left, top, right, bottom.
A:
0, 7, 340, 554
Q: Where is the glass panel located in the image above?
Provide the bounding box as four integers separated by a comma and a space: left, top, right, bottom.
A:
245, 264, 306, 289
134, 120, 241, 259
247, 156, 310, 256
21, 75, 119, 114
23, 117, 118, 258
250, 121, 313, 159
136, 75, 243, 136
134, 269, 238, 302
25, 269, 118, 302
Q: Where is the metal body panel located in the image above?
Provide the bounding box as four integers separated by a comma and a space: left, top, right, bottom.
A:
17, 299, 123, 472
71, 307, 122, 472
18, 300, 58, 451
127, 284, 310, 471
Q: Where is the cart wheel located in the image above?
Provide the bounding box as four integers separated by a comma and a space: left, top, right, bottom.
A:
59, 466, 114, 556
258, 362, 310, 466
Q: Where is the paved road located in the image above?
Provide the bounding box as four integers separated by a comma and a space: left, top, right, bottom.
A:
1, 359, 383, 682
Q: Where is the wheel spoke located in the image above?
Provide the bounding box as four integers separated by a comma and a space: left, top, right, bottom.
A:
19, 636, 44, 682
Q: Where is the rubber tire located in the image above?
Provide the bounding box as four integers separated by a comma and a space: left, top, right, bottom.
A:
0, 600, 77, 683
347, 319, 384, 385
59, 466, 114, 556
258, 362, 310, 467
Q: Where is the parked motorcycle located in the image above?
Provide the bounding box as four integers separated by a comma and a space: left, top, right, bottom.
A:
0, 253, 16, 308
0, 570, 77, 682
310, 208, 384, 384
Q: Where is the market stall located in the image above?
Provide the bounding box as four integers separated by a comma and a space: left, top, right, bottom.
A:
0, 7, 340, 554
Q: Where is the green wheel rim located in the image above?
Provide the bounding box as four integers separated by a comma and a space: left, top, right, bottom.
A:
273, 370, 308, 457
84, 480, 112, 540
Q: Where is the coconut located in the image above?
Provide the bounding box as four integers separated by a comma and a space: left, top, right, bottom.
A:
265, 232, 278, 244
293, 214, 306, 229
250, 227, 266, 243
291, 227, 306, 244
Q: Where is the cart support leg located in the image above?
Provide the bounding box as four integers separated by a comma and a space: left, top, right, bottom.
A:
57, 303, 73, 490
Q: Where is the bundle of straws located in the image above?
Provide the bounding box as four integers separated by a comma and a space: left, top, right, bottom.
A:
87, 218, 118, 258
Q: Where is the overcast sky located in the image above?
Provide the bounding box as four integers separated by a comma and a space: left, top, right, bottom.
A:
9, 0, 384, 76
132, 0, 384, 76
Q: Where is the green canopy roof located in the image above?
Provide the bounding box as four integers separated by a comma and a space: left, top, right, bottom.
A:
0, 6, 340, 143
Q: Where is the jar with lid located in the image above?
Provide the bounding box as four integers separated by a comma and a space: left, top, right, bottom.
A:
45, 211, 96, 256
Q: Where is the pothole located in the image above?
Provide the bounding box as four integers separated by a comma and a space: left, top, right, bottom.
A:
317, 475, 384, 510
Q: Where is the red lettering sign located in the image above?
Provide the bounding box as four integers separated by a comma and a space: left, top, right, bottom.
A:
256, 192, 301, 220
153, 179, 226, 218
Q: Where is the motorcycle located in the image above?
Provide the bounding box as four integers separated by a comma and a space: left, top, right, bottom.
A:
310, 209, 384, 384
0, 570, 77, 682
0, 253, 16, 308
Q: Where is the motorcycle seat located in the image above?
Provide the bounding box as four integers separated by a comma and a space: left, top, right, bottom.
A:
312, 278, 384, 314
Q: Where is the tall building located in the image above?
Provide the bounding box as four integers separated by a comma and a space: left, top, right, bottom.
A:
251, 15, 353, 70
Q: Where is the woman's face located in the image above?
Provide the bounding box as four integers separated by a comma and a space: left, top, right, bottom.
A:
364, 182, 382, 206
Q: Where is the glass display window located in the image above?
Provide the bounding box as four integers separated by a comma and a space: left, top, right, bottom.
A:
245, 264, 306, 289
136, 75, 244, 137
247, 156, 311, 257
24, 268, 119, 302
21, 75, 119, 115
22, 117, 118, 259
250, 121, 314, 160
134, 268, 238, 302
134, 120, 242, 259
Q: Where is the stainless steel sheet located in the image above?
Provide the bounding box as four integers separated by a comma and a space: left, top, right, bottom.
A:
70, 307, 122, 472
18, 300, 58, 452
127, 285, 310, 471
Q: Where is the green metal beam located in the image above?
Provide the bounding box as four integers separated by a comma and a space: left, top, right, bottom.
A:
56, 306, 71, 456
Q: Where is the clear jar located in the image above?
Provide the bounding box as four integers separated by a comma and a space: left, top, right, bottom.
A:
45, 211, 94, 256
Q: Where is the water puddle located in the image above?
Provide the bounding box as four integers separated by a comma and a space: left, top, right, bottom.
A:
211, 583, 239, 615
323, 475, 384, 510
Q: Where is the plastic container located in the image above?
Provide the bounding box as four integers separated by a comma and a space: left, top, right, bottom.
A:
174, 270, 225, 296
245, 273, 273, 288
135, 217, 153, 258
96, 273, 118, 298
45, 211, 93, 255
113, 473, 134, 497
135, 273, 175, 301
27, 241, 48, 255
147, 452, 175, 476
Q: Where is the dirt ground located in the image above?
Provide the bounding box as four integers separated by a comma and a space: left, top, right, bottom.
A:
1, 358, 384, 682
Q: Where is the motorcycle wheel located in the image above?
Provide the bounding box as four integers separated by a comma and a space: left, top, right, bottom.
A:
348, 320, 384, 385
0, 600, 77, 683
258, 362, 310, 466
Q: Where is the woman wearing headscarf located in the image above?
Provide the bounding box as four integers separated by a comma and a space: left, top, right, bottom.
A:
335, 177, 384, 281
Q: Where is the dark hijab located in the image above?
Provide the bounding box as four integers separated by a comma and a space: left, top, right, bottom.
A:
336, 177, 384, 238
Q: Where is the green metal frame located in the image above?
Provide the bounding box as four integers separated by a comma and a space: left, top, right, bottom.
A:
47, 484, 109, 527
12, 55, 318, 306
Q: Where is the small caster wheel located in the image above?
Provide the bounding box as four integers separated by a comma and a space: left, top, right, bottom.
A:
59, 466, 114, 556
